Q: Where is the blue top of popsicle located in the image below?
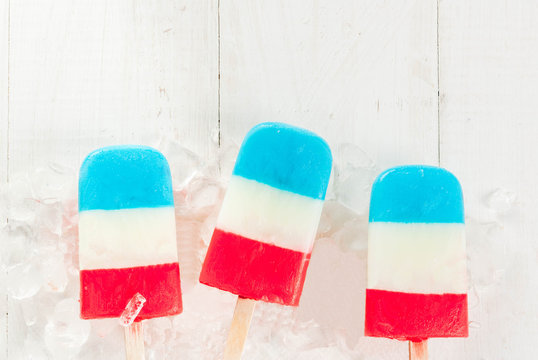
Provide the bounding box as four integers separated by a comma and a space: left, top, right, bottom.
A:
79, 145, 174, 211
369, 165, 464, 223
232, 122, 332, 200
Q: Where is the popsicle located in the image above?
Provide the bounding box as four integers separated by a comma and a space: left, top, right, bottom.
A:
199, 122, 332, 358
365, 165, 468, 357
78, 146, 182, 358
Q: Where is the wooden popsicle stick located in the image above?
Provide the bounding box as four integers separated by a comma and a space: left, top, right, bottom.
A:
409, 340, 428, 360
223, 297, 257, 360
124, 321, 145, 360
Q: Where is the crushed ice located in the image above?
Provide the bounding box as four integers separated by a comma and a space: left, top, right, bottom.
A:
484, 188, 517, 217
0, 137, 510, 359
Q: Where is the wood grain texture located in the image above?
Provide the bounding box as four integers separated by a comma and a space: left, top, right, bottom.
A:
219, 0, 439, 170
9, 0, 218, 174
1, 0, 8, 357
0, 0, 7, 183
439, 0, 538, 358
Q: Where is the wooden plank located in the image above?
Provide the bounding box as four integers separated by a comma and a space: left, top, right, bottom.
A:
0, 0, 8, 183
0, 0, 8, 356
220, 0, 439, 169
9, 0, 218, 174
7, 0, 218, 355
0, 0, 7, 182
439, 1, 538, 358
219, 1, 438, 358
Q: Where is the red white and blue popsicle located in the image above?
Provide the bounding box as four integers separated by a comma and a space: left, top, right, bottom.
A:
365, 165, 467, 356
200, 122, 332, 359
78, 145, 182, 321
200, 122, 332, 306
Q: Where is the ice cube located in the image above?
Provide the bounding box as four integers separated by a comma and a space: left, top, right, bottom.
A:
30, 163, 75, 202
185, 178, 222, 213
35, 200, 63, 236
2, 221, 35, 268
21, 298, 40, 327
333, 143, 378, 215
158, 137, 202, 189
23, 337, 49, 360
41, 252, 68, 293
8, 263, 42, 299
485, 188, 517, 215
44, 299, 91, 359
144, 317, 172, 346
119, 293, 146, 327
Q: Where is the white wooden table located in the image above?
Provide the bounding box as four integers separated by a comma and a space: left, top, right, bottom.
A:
1, 1, 537, 358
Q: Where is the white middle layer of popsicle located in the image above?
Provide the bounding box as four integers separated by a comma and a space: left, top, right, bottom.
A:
368, 222, 466, 294
79, 207, 177, 270
216, 176, 324, 253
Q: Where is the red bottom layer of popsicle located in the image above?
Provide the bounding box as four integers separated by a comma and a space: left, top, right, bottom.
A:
365, 288, 468, 341
199, 229, 311, 306
80, 262, 182, 320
